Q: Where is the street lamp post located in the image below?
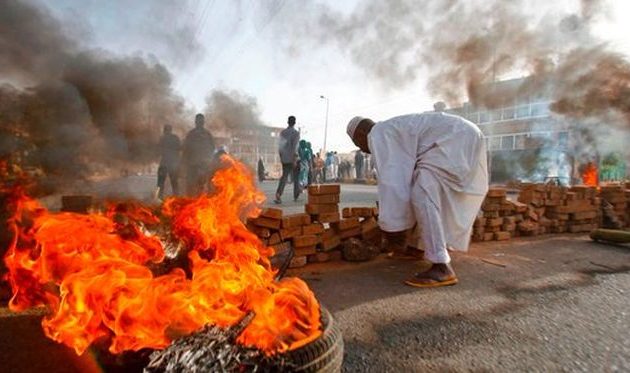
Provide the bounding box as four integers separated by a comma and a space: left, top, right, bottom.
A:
320, 95, 329, 154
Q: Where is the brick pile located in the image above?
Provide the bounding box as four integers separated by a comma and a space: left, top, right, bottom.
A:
545, 185, 601, 233
247, 184, 380, 269
599, 185, 627, 228
472, 187, 527, 242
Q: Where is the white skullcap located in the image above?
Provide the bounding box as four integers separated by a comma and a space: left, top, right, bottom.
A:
346, 116, 364, 138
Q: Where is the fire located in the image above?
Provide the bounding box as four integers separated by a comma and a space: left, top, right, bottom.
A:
3, 156, 321, 355
582, 162, 598, 186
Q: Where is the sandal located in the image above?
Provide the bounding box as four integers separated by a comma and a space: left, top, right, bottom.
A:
404, 264, 458, 288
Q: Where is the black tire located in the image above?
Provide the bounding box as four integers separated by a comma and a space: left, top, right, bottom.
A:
282, 307, 344, 372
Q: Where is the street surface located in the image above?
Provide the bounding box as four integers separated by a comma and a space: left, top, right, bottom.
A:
4, 175, 630, 372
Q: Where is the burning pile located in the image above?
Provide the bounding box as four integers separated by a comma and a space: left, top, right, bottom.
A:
3, 156, 321, 357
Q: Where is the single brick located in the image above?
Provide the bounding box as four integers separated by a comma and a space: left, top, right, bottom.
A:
308, 194, 340, 204
308, 184, 341, 196
305, 203, 339, 215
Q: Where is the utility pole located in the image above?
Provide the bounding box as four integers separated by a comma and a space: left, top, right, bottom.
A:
320, 95, 329, 154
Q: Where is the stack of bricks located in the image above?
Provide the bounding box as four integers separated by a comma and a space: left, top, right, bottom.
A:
247, 184, 382, 269
549, 185, 600, 233
517, 183, 568, 235
247, 207, 317, 268
599, 185, 627, 228
472, 187, 527, 242
305, 184, 343, 264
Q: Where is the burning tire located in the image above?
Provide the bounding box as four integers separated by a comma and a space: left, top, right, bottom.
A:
281, 306, 344, 372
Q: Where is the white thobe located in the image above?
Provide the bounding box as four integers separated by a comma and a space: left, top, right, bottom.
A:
368, 112, 488, 263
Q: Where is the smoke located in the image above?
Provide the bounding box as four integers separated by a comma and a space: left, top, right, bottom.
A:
0, 0, 189, 188
268, 0, 628, 129
203, 89, 265, 130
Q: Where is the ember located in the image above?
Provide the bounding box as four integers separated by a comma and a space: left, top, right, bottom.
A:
3, 156, 321, 356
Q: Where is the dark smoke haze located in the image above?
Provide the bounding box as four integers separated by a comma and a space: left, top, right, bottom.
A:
0, 0, 268, 194
203, 90, 265, 131
269, 0, 628, 130
0, 0, 189, 187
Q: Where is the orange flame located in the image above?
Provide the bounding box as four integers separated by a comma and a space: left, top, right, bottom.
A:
582, 162, 598, 186
3, 156, 321, 355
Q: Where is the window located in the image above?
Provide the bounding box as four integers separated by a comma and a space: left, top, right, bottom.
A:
531, 103, 549, 117
515, 134, 526, 149
489, 137, 501, 151
516, 105, 530, 118
501, 136, 515, 150
479, 111, 489, 123
491, 110, 502, 122
503, 107, 515, 120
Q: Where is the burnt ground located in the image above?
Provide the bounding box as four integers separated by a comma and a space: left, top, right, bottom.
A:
2, 179, 629, 372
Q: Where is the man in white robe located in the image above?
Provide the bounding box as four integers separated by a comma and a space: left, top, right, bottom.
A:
346, 109, 488, 287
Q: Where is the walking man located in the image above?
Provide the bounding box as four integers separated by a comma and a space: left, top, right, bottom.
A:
274, 116, 300, 204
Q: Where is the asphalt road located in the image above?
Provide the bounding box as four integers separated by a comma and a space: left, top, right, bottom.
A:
6, 175, 630, 372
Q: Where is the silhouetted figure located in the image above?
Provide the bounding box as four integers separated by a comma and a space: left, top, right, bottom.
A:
183, 113, 215, 195
274, 116, 300, 203
257, 157, 265, 182
157, 124, 181, 199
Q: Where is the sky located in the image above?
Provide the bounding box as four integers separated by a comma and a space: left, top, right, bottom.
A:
35, 0, 630, 153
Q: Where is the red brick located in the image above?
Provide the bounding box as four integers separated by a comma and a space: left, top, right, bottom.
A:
494, 231, 511, 241
282, 213, 311, 228
260, 207, 283, 220
251, 216, 281, 230
295, 245, 318, 257
339, 226, 361, 240
313, 212, 341, 223
279, 226, 302, 240
332, 217, 361, 231
320, 235, 341, 251
293, 235, 319, 247
487, 188, 507, 197
308, 184, 340, 195
268, 233, 282, 245
302, 223, 325, 235
246, 222, 271, 238
307, 194, 340, 204
305, 203, 339, 214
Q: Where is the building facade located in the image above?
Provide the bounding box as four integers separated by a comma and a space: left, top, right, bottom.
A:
448, 78, 579, 184
212, 125, 284, 178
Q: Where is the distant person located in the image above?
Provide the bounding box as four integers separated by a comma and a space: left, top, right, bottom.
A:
274, 115, 300, 204
313, 152, 324, 183
306, 142, 315, 185
355, 150, 364, 180
257, 157, 265, 182
325, 152, 334, 182
333, 151, 340, 181
156, 124, 181, 199
298, 140, 311, 189
183, 113, 215, 195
